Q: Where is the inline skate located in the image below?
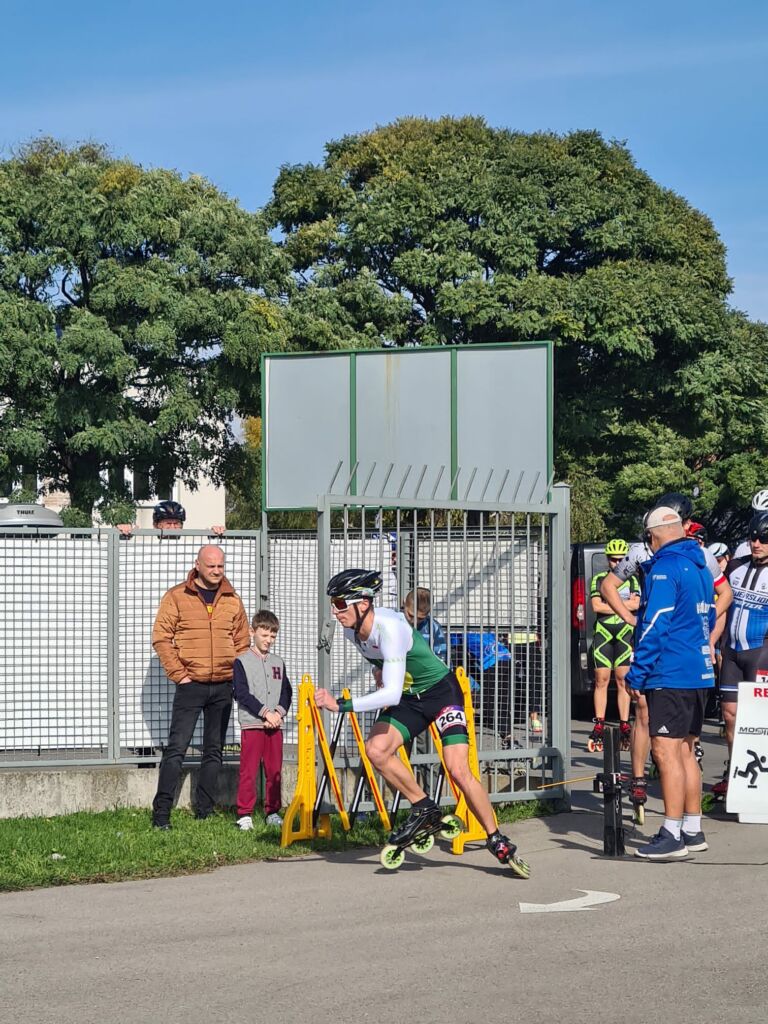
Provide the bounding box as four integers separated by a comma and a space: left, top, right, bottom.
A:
587, 717, 605, 753
486, 831, 531, 879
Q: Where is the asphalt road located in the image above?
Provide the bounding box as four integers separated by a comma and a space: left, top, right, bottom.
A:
2, 720, 766, 1024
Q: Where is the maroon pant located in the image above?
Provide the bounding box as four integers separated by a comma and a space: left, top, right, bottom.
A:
236, 728, 284, 816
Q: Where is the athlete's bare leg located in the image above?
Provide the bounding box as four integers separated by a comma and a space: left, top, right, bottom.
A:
631, 693, 651, 778
442, 742, 497, 835
615, 666, 631, 721
365, 723, 426, 804
592, 667, 610, 719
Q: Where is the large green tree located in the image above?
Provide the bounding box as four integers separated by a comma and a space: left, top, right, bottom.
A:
269, 117, 768, 537
0, 139, 287, 521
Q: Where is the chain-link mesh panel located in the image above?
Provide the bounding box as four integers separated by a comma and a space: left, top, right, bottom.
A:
0, 532, 110, 762
0, 530, 262, 767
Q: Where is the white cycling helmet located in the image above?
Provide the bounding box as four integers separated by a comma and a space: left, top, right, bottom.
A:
708, 542, 730, 559
752, 489, 768, 511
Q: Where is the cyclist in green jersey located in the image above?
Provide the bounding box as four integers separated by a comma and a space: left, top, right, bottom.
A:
587, 540, 640, 753
315, 569, 530, 877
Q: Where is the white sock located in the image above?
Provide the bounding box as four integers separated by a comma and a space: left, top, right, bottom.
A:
682, 814, 701, 834
663, 817, 682, 840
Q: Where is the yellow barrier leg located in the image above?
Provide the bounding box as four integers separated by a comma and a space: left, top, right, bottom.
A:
345, 689, 391, 833
449, 667, 492, 854
310, 696, 351, 832
281, 677, 322, 848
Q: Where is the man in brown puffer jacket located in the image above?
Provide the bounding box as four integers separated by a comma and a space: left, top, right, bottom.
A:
151, 545, 250, 829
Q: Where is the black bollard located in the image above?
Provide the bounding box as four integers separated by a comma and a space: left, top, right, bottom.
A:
592, 725, 625, 856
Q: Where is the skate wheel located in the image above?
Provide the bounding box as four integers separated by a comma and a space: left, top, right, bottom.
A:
380, 844, 405, 870
633, 804, 645, 826
507, 854, 531, 880
587, 740, 596, 753
439, 815, 462, 840
412, 833, 434, 853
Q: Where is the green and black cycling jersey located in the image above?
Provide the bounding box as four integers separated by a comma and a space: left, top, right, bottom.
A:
589, 570, 639, 669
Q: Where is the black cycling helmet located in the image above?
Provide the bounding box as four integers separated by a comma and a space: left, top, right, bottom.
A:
327, 569, 382, 601
748, 511, 768, 539
152, 500, 186, 525
652, 492, 693, 521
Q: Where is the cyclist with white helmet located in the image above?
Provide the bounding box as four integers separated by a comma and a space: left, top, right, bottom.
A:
713, 510, 768, 799
733, 490, 768, 559
315, 569, 530, 877
587, 539, 640, 753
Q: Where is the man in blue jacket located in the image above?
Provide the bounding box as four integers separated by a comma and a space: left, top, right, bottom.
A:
627, 506, 716, 860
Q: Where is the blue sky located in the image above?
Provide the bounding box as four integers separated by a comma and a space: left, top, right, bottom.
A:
2, 0, 766, 319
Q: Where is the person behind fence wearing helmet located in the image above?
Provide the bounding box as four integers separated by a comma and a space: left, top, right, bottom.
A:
733, 489, 768, 558
627, 506, 716, 860
713, 510, 768, 800
315, 568, 531, 877
600, 493, 731, 814
586, 540, 640, 754
117, 500, 225, 538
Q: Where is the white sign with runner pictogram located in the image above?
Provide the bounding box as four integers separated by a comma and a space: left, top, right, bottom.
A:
726, 677, 768, 822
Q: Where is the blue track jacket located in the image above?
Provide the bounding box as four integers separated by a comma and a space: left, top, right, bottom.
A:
626, 538, 716, 692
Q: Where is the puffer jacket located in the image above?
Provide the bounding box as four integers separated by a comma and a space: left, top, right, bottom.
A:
152, 568, 250, 684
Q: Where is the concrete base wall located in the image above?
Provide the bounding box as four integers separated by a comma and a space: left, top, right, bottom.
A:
0, 764, 299, 820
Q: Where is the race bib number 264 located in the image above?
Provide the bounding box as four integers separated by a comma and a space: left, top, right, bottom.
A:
435, 705, 467, 734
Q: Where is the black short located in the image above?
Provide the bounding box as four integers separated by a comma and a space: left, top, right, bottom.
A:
379, 672, 469, 746
720, 646, 768, 702
646, 688, 709, 739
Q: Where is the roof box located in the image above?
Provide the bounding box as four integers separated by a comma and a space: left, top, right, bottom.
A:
0, 503, 64, 530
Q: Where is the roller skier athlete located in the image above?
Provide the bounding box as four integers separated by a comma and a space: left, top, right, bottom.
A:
315, 569, 530, 877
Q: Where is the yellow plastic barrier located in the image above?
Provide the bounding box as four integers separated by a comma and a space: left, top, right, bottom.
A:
280, 675, 348, 848
448, 667, 490, 853
281, 677, 327, 847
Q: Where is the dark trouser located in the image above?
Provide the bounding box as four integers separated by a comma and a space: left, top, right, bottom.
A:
236, 728, 284, 816
152, 682, 232, 823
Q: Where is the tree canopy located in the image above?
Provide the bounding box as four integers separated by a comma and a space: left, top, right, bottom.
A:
0, 139, 286, 521
269, 116, 768, 537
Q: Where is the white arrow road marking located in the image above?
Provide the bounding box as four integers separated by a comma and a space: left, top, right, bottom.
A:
519, 889, 621, 914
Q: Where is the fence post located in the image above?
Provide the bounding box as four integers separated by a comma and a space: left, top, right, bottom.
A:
316, 497, 332, 692
548, 482, 571, 809
106, 529, 121, 763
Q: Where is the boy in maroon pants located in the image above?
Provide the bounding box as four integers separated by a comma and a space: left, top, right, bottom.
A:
232, 611, 292, 829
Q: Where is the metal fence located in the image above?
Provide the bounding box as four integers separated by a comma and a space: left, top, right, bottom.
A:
1, 529, 264, 766
306, 486, 571, 805
3, 488, 570, 806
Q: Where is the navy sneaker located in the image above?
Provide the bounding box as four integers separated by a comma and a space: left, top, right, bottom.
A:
681, 830, 708, 853
635, 826, 687, 861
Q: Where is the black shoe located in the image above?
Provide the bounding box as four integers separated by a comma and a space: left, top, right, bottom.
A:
152, 821, 171, 831
194, 811, 214, 820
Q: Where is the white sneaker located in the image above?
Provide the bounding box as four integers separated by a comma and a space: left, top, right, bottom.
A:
265, 813, 283, 827
236, 815, 254, 831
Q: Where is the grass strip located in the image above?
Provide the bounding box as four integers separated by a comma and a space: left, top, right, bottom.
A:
0, 799, 553, 892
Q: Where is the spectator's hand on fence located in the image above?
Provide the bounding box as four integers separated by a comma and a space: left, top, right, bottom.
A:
210, 525, 225, 536
116, 524, 133, 537
315, 688, 339, 712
